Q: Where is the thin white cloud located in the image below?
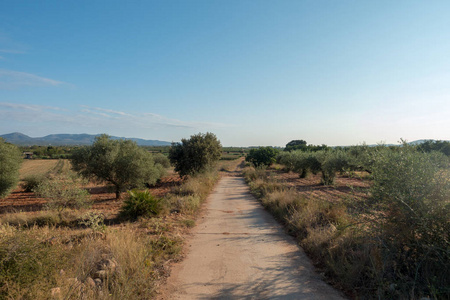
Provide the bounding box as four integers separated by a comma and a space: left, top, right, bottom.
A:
80, 106, 132, 117
80, 108, 112, 118
0, 49, 25, 54
0, 102, 230, 134
81, 105, 197, 129
0, 69, 66, 89
0, 102, 67, 112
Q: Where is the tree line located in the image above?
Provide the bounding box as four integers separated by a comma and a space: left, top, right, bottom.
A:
0, 133, 222, 200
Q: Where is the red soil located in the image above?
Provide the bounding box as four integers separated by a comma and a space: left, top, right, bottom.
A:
0, 174, 183, 217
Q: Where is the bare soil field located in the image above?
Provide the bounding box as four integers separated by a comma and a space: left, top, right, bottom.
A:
274, 169, 370, 203
0, 159, 183, 218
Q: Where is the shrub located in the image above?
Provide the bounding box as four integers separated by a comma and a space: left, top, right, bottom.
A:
148, 235, 182, 262
21, 174, 46, 192
246, 147, 279, 167
347, 144, 385, 173
120, 190, 163, 220
0, 139, 22, 198
242, 166, 267, 182
78, 212, 106, 232
35, 175, 92, 212
371, 146, 450, 297
169, 132, 222, 176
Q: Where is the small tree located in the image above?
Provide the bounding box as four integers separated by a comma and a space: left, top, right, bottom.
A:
0, 138, 22, 198
71, 135, 165, 199
169, 132, 222, 176
246, 147, 279, 167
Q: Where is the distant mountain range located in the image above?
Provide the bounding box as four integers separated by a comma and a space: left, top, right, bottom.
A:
0, 132, 171, 146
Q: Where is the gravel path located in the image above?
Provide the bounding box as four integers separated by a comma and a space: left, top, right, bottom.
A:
159, 176, 345, 300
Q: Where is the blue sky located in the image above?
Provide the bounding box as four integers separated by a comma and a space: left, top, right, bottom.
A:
1, 1, 449, 146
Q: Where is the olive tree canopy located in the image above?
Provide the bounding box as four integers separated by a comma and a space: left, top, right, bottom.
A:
71, 134, 164, 199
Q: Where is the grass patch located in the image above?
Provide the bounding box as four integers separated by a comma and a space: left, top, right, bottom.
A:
180, 219, 196, 228
19, 159, 60, 179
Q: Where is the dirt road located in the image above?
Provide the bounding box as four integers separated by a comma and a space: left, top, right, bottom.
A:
160, 176, 345, 299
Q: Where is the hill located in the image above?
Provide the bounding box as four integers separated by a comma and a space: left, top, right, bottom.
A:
0, 132, 171, 146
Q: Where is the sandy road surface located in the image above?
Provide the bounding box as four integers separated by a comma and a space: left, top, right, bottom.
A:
160, 176, 345, 300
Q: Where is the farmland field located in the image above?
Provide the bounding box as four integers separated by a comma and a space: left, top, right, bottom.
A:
18, 159, 60, 179
1, 159, 181, 216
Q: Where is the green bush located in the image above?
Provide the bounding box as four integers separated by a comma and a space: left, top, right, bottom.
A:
347, 144, 385, 173
21, 174, 46, 192
35, 175, 92, 211
0, 139, 22, 198
371, 146, 450, 297
246, 147, 279, 167
152, 153, 171, 168
78, 211, 106, 232
120, 190, 163, 220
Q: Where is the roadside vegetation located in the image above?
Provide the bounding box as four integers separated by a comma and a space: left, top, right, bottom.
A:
244, 142, 450, 299
0, 133, 236, 299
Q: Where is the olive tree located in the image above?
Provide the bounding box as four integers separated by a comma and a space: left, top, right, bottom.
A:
71, 134, 164, 199
0, 138, 22, 198
169, 132, 222, 176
